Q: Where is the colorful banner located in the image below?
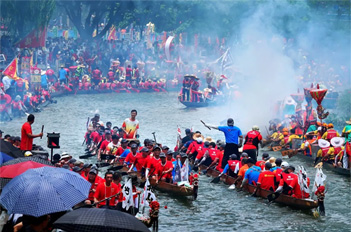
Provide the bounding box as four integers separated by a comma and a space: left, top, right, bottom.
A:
16, 28, 46, 48
3, 58, 19, 80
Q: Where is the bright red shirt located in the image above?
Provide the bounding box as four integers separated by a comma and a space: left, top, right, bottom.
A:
257, 170, 276, 191
208, 148, 219, 161
100, 140, 110, 151
88, 177, 101, 201
156, 161, 174, 179
215, 150, 224, 172
20, 122, 33, 151
125, 152, 140, 165
116, 146, 129, 156
136, 155, 150, 171
90, 131, 101, 144
94, 182, 120, 206
147, 157, 161, 175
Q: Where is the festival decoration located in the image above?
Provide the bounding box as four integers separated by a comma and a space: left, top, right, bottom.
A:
290, 89, 304, 113
2, 58, 19, 80
310, 84, 329, 120
15, 28, 47, 48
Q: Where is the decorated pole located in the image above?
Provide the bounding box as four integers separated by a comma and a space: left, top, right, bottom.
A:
310, 84, 329, 123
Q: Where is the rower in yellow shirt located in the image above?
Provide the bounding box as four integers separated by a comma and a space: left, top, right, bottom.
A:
321, 123, 340, 142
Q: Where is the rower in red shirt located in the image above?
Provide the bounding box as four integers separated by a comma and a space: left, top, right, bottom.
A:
166, 150, 176, 162
155, 153, 174, 183
256, 153, 270, 170
116, 139, 130, 157
207, 142, 224, 172
275, 166, 302, 198
257, 162, 276, 191
146, 146, 162, 177
85, 169, 101, 205
124, 143, 140, 170
136, 147, 151, 173
94, 171, 120, 207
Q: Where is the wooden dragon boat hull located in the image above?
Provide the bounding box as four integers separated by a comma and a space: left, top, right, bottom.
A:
200, 165, 318, 210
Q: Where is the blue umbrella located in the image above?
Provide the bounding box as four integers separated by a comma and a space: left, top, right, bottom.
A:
0, 166, 91, 217
0, 152, 14, 165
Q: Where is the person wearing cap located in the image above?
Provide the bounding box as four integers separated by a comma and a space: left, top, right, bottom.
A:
276, 166, 308, 199
190, 75, 201, 102
81, 163, 92, 180
85, 168, 101, 205
256, 162, 276, 192
243, 125, 263, 163
59, 65, 67, 84
121, 109, 139, 139
321, 123, 339, 142
166, 150, 175, 162
68, 158, 77, 170
206, 142, 224, 172
124, 143, 140, 170
116, 139, 131, 159
237, 157, 250, 183
12, 136, 21, 148
162, 145, 169, 154
135, 147, 151, 176
202, 118, 243, 169
239, 158, 261, 189
220, 154, 240, 178
256, 153, 270, 170
20, 114, 43, 152
72, 166, 83, 174
154, 153, 173, 183
146, 146, 162, 177
94, 171, 120, 208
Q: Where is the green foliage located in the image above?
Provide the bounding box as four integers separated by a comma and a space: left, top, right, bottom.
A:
1, 0, 55, 41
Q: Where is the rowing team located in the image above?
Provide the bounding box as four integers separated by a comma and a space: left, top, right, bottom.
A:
269, 118, 351, 169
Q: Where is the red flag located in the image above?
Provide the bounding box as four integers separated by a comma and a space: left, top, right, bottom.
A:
3, 58, 19, 80
16, 28, 47, 48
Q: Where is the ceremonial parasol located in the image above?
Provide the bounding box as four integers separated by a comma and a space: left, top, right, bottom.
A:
310, 84, 329, 120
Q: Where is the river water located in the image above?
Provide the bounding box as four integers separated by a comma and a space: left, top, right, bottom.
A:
1, 92, 350, 232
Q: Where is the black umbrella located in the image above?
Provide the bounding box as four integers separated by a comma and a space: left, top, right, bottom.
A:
53, 208, 149, 232
0, 156, 53, 167
0, 140, 23, 158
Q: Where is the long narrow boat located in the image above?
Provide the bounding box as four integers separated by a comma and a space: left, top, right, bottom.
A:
285, 140, 350, 177
199, 165, 318, 210
128, 171, 195, 198
50, 87, 170, 97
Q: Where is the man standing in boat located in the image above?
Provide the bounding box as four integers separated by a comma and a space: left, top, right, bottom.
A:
20, 114, 43, 152
122, 109, 139, 139
202, 118, 243, 168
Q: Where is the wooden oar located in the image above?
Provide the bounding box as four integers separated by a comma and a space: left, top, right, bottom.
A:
107, 165, 124, 171
267, 192, 281, 202
210, 174, 221, 183
40, 125, 44, 139
200, 120, 211, 130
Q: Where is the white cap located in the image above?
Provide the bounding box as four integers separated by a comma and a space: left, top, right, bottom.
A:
281, 161, 289, 168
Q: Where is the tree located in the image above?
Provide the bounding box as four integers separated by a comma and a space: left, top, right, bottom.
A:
57, 0, 135, 40
0, 0, 55, 42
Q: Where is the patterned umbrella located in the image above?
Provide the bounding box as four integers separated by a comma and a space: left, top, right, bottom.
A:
53, 208, 149, 232
310, 88, 327, 105
0, 166, 91, 217
0, 152, 14, 165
